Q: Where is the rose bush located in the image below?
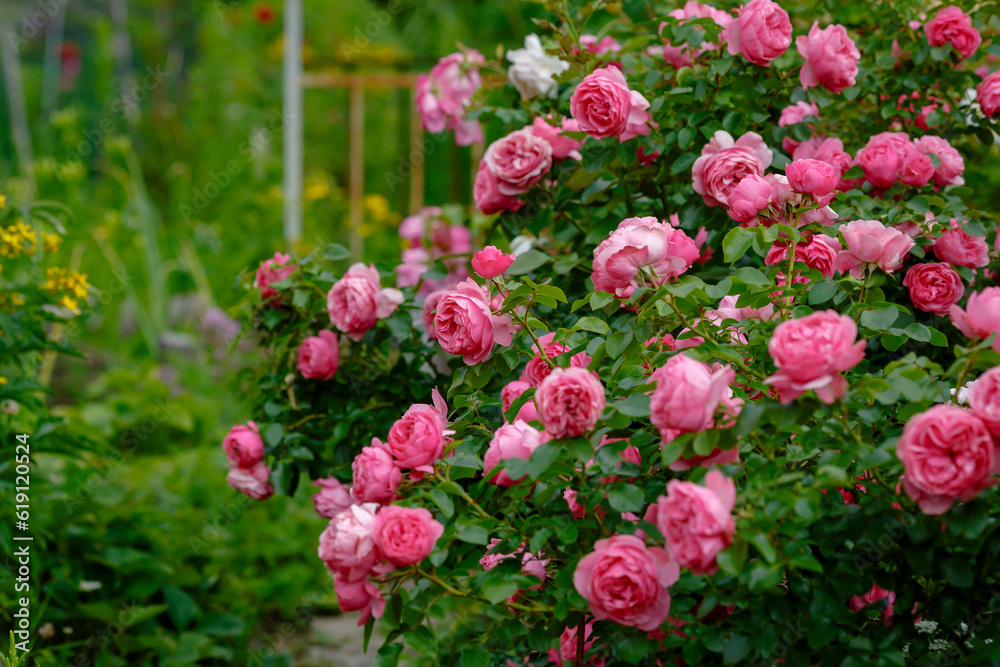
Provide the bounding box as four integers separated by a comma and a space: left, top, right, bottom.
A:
226, 1, 1000, 664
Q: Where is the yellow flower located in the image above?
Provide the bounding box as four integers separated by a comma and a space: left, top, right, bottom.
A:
0, 193, 6, 208
364, 194, 393, 222
0, 377, 7, 385
59, 295, 80, 314
43, 233, 62, 253
66, 271, 89, 298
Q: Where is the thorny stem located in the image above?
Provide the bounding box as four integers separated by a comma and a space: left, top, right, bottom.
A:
416, 568, 553, 614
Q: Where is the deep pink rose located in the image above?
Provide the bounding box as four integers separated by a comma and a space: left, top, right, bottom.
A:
254, 252, 296, 303
650, 354, 740, 442
692, 131, 773, 208
934, 223, 989, 268
903, 263, 965, 316
570, 66, 651, 142
899, 151, 935, 187
660, 2, 733, 69
855, 132, 914, 188
327, 263, 404, 341
778, 101, 819, 153
501, 380, 539, 423
726, 0, 792, 66
223, 420, 264, 468
521, 332, 592, 387
351, 440, 402, 504
535, 367, 606, 439
549, 620, 605, 667
484, 420, 543, 486
649, 470, 736, 575
226, 461, 274, 500
765, 310, 866, 404
897, 404, 995, 514
483, 128, 553, 195
786, 158, 838, 198
978, 71, 1000, 117
573, 534, 680, 630
924, 6, 981, 60
835, 219, 916, 278
950, 287, 1000, 353
421, 289, 448, 341
434, 279, 517, 365
386, 390, 450, 474
727, 174, 773, 224
473, 161, 524, 215
796, 22, 859, 93
850, 584, 896, 622
472, 246, 517, 279
913, 135, 965, 187
529, 116, 584, 161
764, 234, 842, 278
312, 477, 354, 519
591, 217, 700, 298
372, 505, 445, 567
333, 573, 384, 626
968, 367, 1000, 438
793, 136, 856, 191
318, 502, 380, 579
296, 330, 340, 380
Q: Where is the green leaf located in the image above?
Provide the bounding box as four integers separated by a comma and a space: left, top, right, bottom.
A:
528, 442, 560, 479
608, 485, 645, 513
808, 280, 839, 305
734, 266, 770, 286
197, 613, 245, 636
722, 227, 757, 263
574, 316, 609, 335
457, 525, 491, 545
429, 489, 454, 518
616, 393, 651, 418
163, 586, 199, 631
750, 533, 778, 563
860, 306, 898, 331
590, 291, 614, 310
941, 556, 973, 588
263, 423, 284, 447
723, 635, 751, 665
323, 243, 352, 261
507, 250, 551, 276
618, 632, 650, 664
482, 578, 520, 604
904, 322, 931, 342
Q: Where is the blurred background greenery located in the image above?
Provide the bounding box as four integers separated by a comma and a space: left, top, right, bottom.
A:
0, 0, 531, 664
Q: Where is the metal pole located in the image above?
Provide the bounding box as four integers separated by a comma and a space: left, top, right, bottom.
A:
283, 0, 303, 246
0, 20, 36, 201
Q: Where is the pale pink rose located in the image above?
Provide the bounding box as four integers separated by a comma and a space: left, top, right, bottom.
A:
924, 6, 981, 60
351, 440, 402, 504
434, 279, 517, 365
386, 390, 450, 475
650, 354, 739, 442
850, 584, 896, 621
796, 22, 859, 94
327, 263, 404, 341
934, 223, 989, 268
483, 128, 553, 195
591, 217, 700, 298
372, 505, 444, 567
897, 404, 995, 515
296, 330, 340, 380
535, 367, 606, 439
415, 74, 452, 134
726, 0, 792, 66
978, 71, 1000, 117
222, 421, 264, 469
854, 132, 914, 188
835, 219, 916, 278
452, 118, 484, 146
705, 294, 776, 343
899, 151, 935, 187
521, 332, 592, 388
570, 66, 651, 142
421, 289, 448, 341
480, 538, 550, 603
416, 51, 485, 144
659, 2, 733, 69
312, 477, 354, 519
573, 534, 680, 630
903, 263, 965, 316
579, 34, 622, 55
778, 101, 820, 153
472, 246, 516, 279
968, 367, 1000, 437
593, 436, 642, 484
726, 174, 773, 224
428, 217, 472, 256
226, 461, 274, 500
549, 620, 605, 667
473, 162, 524, 215
764, 234, 842, 278
692, 131, 773, 208
913, 135, 965, 186
950, 287, 1000, 353
396, 247, 430, 288
765, 310, 866, 404
786, 158, 838, 198
318, 502, 380, 579
529, 116, 584, 160
501, 380, 539, 423
484, 420, 543, 486
333, 573, 385, 626
793, 136, 857, 191
649, 470, 736, 575
254, 252, 296, 302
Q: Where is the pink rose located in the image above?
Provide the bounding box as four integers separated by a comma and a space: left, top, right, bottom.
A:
764, 234, 842, 278
312, 477, 354, 519
692, 131, 773, 208
835, 219, 916, 278
549, 620, 605, 667
726, 0, 792, 66
473, 161, 524, 215
351, 440, 402, 504
792, 136, 856, 191
899, 151, 935, 187
254, 252, 296, 303
796, 22, 859, 94
579, 34, 622, 55
765, 310, 866, 404
850, 584, 896, 621
649, 354, 740, 442
529, 116, 584, 161
778, 101, 819, 153
705, 294, 777, 344
648, 470, 736, 575
591, 217, 700, 298
950, 287, 1000, 353
327, 263, 404, 341
786, 158, 838, 198
573, 534, 680, 630
386, 390, 450, 474
968, 367, 1000, 438
483, 128, 553, 195
484, 420, 543, 486
903, 263, 965, 316
924, 6, 981, 60
727, 174, 773, 224
501, 380, 539, 423
659, 2, 733, 69
472, 246, 517, 279
593, 436, 642, 484
226, 461, 274, 500
913, 135, 965, 187
535, 367, 606, 439
897, 404, 995, 514
978, 71, 1000, 118
570, 66, 652, 142
222, 420, 264, 468
421, 289, 447, 341
934, 223, 989, 268
318, 502, 380, 579
296, 330, 340, 380
521, 332, 592, 387
396, 247, 430, 288
332, 573, 385, 626
372, 505, 445, 567
855, 132, 914, 188
434, 279, 517, 365
415, 51, 485, 145
480, 538, 550, 603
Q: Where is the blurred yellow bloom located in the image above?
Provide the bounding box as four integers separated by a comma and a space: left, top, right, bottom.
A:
0, 377, 7, 385
304, 181, 331, 202
364, 194, 393, 222
59, 295, 80, 313
43, 233, 62, 253
0, 220, 37, 257
0, 193, 6, 208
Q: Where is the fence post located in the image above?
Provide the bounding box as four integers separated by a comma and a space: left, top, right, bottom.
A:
283, 0, 304, 246
408, 81, 424, 214
348, 81, 365, 259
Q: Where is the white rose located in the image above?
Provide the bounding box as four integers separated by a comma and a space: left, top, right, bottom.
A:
506, 34, 569, 100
